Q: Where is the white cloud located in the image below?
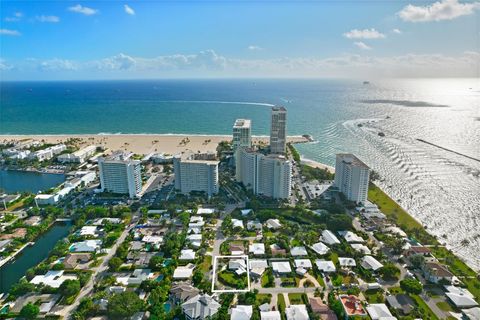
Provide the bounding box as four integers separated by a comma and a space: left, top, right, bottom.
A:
354, 41, 372, 50
124, 4, 135, 15
38, 58, 78, 71
343, 28, 386, 39
5, 12, 23, 22
0, 59, 13, 71
68, 4, 98, 16
0, 29, 21, 36
36, 15, 60, 23
398, 0, 480, 22
3, 50, 479, 79
392, 28, 402, 34
248, 45, 263, 51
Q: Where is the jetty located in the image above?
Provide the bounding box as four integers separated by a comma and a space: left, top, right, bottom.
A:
416, 139, 480, 163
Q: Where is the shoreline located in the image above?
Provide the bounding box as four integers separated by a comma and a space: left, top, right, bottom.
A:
0, 134, 308, 156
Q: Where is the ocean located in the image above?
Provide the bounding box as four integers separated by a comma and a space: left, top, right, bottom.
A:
1, 78, 479, 269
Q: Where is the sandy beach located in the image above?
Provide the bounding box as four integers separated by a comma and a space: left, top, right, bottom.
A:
300, 158, 335, 173
0, 134, 308, 156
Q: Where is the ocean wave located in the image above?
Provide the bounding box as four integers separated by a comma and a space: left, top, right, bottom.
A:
360, 99, 450, 108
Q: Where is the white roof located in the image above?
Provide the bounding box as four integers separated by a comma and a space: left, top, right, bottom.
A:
179, 249, 196, 260
311, 242, 330, 255
70, 239, 101, 252
340, 231, 365, 243
294, 259, 313, 269
315, 260, 336, 273
290, 246, 308, 256
366, 304, 395, 320
338, 257, 356, 267
173, 265, 194, 279
351, 243, 371, 255
361, 256, 384, 271
272, 261, 292, 273
247, 220, 262, 230
187, 234, 202, 241
249, 243, 265, 255
232, 219, 244, 229
266, 219, 282, 229
79, 226, 98, 236
321, 230, 340, 245
231, 305, 253, 320
285, 305, 309, 320
384, 226, 407, 237
190, 216, 204, 223
462, 307, 480, 320
197, 208, 215, 214
241, 209, 253, 216
445, 286, 478, 308
30, 270, 77, 288
261, 311, 281, 320
142, 235, 163, 244
249, 259, 269, 269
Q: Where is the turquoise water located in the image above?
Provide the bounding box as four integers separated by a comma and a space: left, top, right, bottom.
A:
164, 302, 171, 313
0, 221, 72, 293
1, 79, 479, 269
0, 170, 65, 193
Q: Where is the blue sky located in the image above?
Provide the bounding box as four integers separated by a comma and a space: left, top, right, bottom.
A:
1, 0, 479, 79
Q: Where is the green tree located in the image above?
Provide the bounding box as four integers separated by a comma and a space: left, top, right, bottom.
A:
400, 278, 423, 294
148, 256, 164, 271
59, 279, 81, 298
108, 257, 123, 271
380, 263, 401, 281
409, 255, 425, 269
19, 303, 40, 320
107, 291, 144, 319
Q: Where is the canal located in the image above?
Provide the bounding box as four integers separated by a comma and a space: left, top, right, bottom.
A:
0, 170, 65, 193
0, 221, 72, 294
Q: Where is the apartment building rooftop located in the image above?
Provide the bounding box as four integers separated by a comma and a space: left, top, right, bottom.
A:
337, 153, 370, 169
234, 119, 251, 128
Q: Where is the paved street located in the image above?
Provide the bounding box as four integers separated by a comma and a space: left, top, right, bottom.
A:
56, 225, 132, 319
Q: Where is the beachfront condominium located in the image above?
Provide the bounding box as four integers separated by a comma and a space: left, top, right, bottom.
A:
270, 106, 287, 154
233, 119, 252, 151
173, 152, 219, 197
98, 151, 142, 198
236, 148, 292, 199
58, 145, 97, 163
334, 153, 370, 204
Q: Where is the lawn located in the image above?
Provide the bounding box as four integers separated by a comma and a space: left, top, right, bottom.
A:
410, 294, 439, 320
200, 255, 212, 273
256, 294, 271, 305
288, 293, 305, 304
436, 301, 453, 312
368, 183, 436, 245
277, 294, 286, 313
364, 289, 385, 303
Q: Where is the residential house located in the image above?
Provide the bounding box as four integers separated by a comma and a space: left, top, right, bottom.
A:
338, 257, 356, 268
179, 249, 196, 261
365, 304, 395, 320
444, 286, 479, 309
170, 282, 200, 305
30, 270, 77, 288
265, 219, 282, 230
231, 305, 253, 320
230, 243, 246, 255
271, 261, 292, 274
63, 253, 91, 269
311, 242, 329, 255
260, 311, 281, 320
270, 244, 287, 256
69, 240, 102, 253
182, 294, 221, 320
229, 258, 247, 275
249, 259, 268, 278
249, 243, 265, 255
290, 246, 308, 257
321, 230, 340, 245
173, 264, 195, 279
308, 297, 337, 320
285, 305, 309, 320
315, 260, 336, 273
423, 262, 453, 284
361, 256, 383, 272
339, 295, 367, 318
385, 294, 414, 315
232, 219, 244, 229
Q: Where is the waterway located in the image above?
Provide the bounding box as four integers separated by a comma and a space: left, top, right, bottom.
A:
0, 221, 72, 293
0, 170, 65, 193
